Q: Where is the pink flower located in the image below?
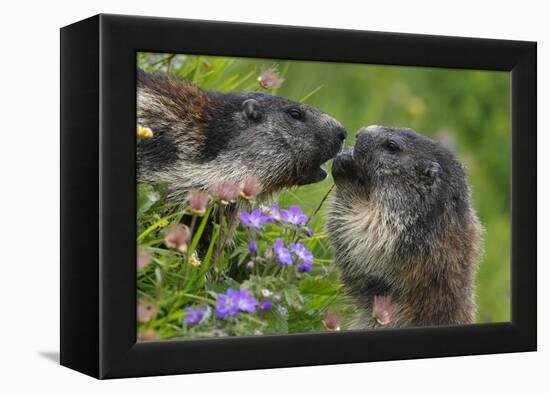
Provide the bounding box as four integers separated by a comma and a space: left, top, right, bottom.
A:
164, 224, 191, 253
323, 311, 342, 331
188, 190, 210, 215
257, 66, 285, 89
240, 177, 263, 200
137, 248, 152, 271
138, 329, 158, 341
373, 295, 394, 325
210, 181, 240, 204
137, 300, 157, 322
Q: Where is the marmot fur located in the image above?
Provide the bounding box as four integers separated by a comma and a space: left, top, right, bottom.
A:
137, 70, 347, 200
327, 125, 483, 328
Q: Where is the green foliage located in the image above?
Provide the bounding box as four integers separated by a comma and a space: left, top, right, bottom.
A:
136, 181, 354, 339
136, 52, 510, 340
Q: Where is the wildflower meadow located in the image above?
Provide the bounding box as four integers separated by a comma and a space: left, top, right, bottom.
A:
136, 52, 511, 340
137, 178, 354, 340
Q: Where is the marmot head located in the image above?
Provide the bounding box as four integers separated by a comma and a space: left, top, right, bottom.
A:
332, 125, 469, 228
137, 71, 346, 199
209, 91, 347, 188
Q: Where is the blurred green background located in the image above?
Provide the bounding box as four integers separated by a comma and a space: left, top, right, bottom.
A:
139, 53, 510, 323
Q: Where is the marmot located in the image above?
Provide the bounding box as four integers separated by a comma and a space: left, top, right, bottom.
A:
327, 125, 483, 328
137, 70, 347, 200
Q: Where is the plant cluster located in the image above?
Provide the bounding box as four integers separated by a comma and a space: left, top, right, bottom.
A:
137, 178, 354, 340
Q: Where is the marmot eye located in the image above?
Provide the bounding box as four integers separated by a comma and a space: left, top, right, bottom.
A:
288, 108, 303, 120
385, 140, 400, 152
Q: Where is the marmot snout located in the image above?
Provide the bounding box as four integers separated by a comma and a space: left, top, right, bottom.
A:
327, 125, 483, 328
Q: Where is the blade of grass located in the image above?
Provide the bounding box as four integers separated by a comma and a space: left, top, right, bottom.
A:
185, 222, 221, 292
227, 70, 255, 91
299, 85, 324, 103
187, 206, 213, 257
137, 210, 186, 243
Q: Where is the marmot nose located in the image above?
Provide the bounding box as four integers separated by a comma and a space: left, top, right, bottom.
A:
335, 126, 347, 142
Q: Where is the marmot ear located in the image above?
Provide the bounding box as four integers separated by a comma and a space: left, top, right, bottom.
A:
424, 161, 441, 182
242, 99, 261, 121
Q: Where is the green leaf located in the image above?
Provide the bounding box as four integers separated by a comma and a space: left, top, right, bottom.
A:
263, 307, 289, 334
299, 276, 340, 295
137, 184, 161, 214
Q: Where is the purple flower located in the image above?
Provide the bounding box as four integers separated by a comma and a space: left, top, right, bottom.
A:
305, 229, 314, 237
272, 239, 293, 266
249, 240, 258, 255
215, 289, 239, 318
259, 299, 273, 310
290, 242, 314, 273
280, 205, 309, 225
272, 238, 285, 253
240, 209, 272, 229
215, 288, 258, 318
236, 289, 258, 312
290, 242, 313, 263
269, 203, 282, 221
185, 306, 206, 325
298, 260, 313, 273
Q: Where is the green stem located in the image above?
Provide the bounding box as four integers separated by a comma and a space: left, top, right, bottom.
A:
239, 313, 267, 326
177, 207, 213, 291
309, 184, 335, 220
187, 206, 213, 257
137, 211, 183, 243
184, 222, 221, 292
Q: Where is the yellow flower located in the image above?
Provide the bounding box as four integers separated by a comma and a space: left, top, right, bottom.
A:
189, 252, 202, 268
137, 125, 154, 138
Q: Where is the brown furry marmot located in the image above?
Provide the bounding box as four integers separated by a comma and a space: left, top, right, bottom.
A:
327, 125, 483, 328
137, 70, 347, 200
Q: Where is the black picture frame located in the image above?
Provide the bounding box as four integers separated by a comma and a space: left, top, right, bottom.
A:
60, 14, 537, 379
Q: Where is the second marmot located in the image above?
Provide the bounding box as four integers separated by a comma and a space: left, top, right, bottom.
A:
327, 125, 483, 328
